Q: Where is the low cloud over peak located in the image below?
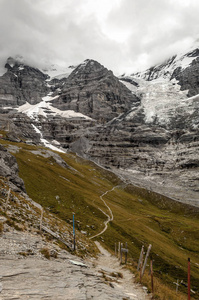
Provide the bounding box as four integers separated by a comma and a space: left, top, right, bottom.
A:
0, 0, 199, 75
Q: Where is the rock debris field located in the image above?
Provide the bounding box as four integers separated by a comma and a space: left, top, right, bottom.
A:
0, 229, 150, 300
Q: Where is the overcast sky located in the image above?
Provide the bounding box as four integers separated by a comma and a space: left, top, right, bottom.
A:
0, 0, 199, 75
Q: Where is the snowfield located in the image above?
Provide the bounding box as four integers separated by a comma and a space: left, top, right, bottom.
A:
17, 94, 93, 121
123, 76, 199, 129
126, 77, 190, 124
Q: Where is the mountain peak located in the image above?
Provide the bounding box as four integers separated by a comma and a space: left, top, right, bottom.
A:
79, 59, 102, 67
130, 44, 199, 88
67, 59, 111, 81
5, 56, 24, 70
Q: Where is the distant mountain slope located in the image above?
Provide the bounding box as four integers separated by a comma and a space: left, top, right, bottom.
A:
119, 43, 199, 129
50, 59, 140, 122
127, 42, 199, 97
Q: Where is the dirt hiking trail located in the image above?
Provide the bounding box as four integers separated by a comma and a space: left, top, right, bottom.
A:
88, 241, 151, 300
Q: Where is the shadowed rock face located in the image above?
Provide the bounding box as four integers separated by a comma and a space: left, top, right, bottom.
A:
0, 144, 25, 192
0, 57, 49, 107
51, 59, 140, 122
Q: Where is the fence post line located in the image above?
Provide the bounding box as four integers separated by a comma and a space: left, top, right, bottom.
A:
188, 258, 191, 300
5, 188, 11, 212
141, 244, 152, 278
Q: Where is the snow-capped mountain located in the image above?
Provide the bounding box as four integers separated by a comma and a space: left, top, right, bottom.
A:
130, 41, 199, 82
0, 46, 199, 206
119, 43, 199, 129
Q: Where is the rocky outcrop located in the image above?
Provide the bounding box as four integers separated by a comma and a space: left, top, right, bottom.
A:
0, 57, 49, 107
51, 59, 140, 122
0, 144, 25, 191
0, 113, 40, 143
171, 57, 199, 97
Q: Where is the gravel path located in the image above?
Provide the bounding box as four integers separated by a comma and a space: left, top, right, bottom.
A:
91, 242, 151, 300
0, 229, 151, 299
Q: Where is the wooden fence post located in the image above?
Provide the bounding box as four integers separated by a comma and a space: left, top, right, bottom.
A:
118, 242, 120, 259
120, 243, 128, 265
141, 244, 152, 278
188, 258, 191, 300
40, 207, 43, 232
137, 245, 144, 271
5, 188, 11, 212
176, 279, 179, 293
140, 251, 144, 283
120, 243, 123, 264
150, 259, 154, 294
125, 242, 128, 264
173, 279, 180, 293
115, 243, 117, 256
73, 214, 76, 251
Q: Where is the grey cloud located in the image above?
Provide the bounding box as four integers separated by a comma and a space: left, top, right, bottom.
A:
106, 0, 199, 71
0, 0, 199, 75
0, 0, 124, 74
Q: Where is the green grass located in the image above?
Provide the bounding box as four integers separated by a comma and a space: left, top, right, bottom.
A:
1, 139, 199, 299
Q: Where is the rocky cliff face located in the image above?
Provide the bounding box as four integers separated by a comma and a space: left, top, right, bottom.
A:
0, 57, 49, 107
70, 119, 199, 205
171, 56, 199, 97
0, 144, 25, 192
51, 59, 140, 122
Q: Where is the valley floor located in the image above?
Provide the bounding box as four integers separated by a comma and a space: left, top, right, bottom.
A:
116, 167, 199, 207
0, 229, 150, 300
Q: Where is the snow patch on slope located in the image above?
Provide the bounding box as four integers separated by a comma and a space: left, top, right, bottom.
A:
32, 124, 65, 153
17, 94, 93, 121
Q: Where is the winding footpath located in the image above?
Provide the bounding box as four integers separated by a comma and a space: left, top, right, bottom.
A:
90, 186, 117, 240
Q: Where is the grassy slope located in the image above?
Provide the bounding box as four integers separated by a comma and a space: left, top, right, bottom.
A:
1, 138, 199, 299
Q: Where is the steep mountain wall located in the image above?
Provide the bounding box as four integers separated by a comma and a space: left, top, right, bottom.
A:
171, 57, 199, 97
0, 57, 49, 107
51, 59, 140, 122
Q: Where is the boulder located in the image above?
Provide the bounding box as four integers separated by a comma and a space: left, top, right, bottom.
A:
0, 144, 25, 192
